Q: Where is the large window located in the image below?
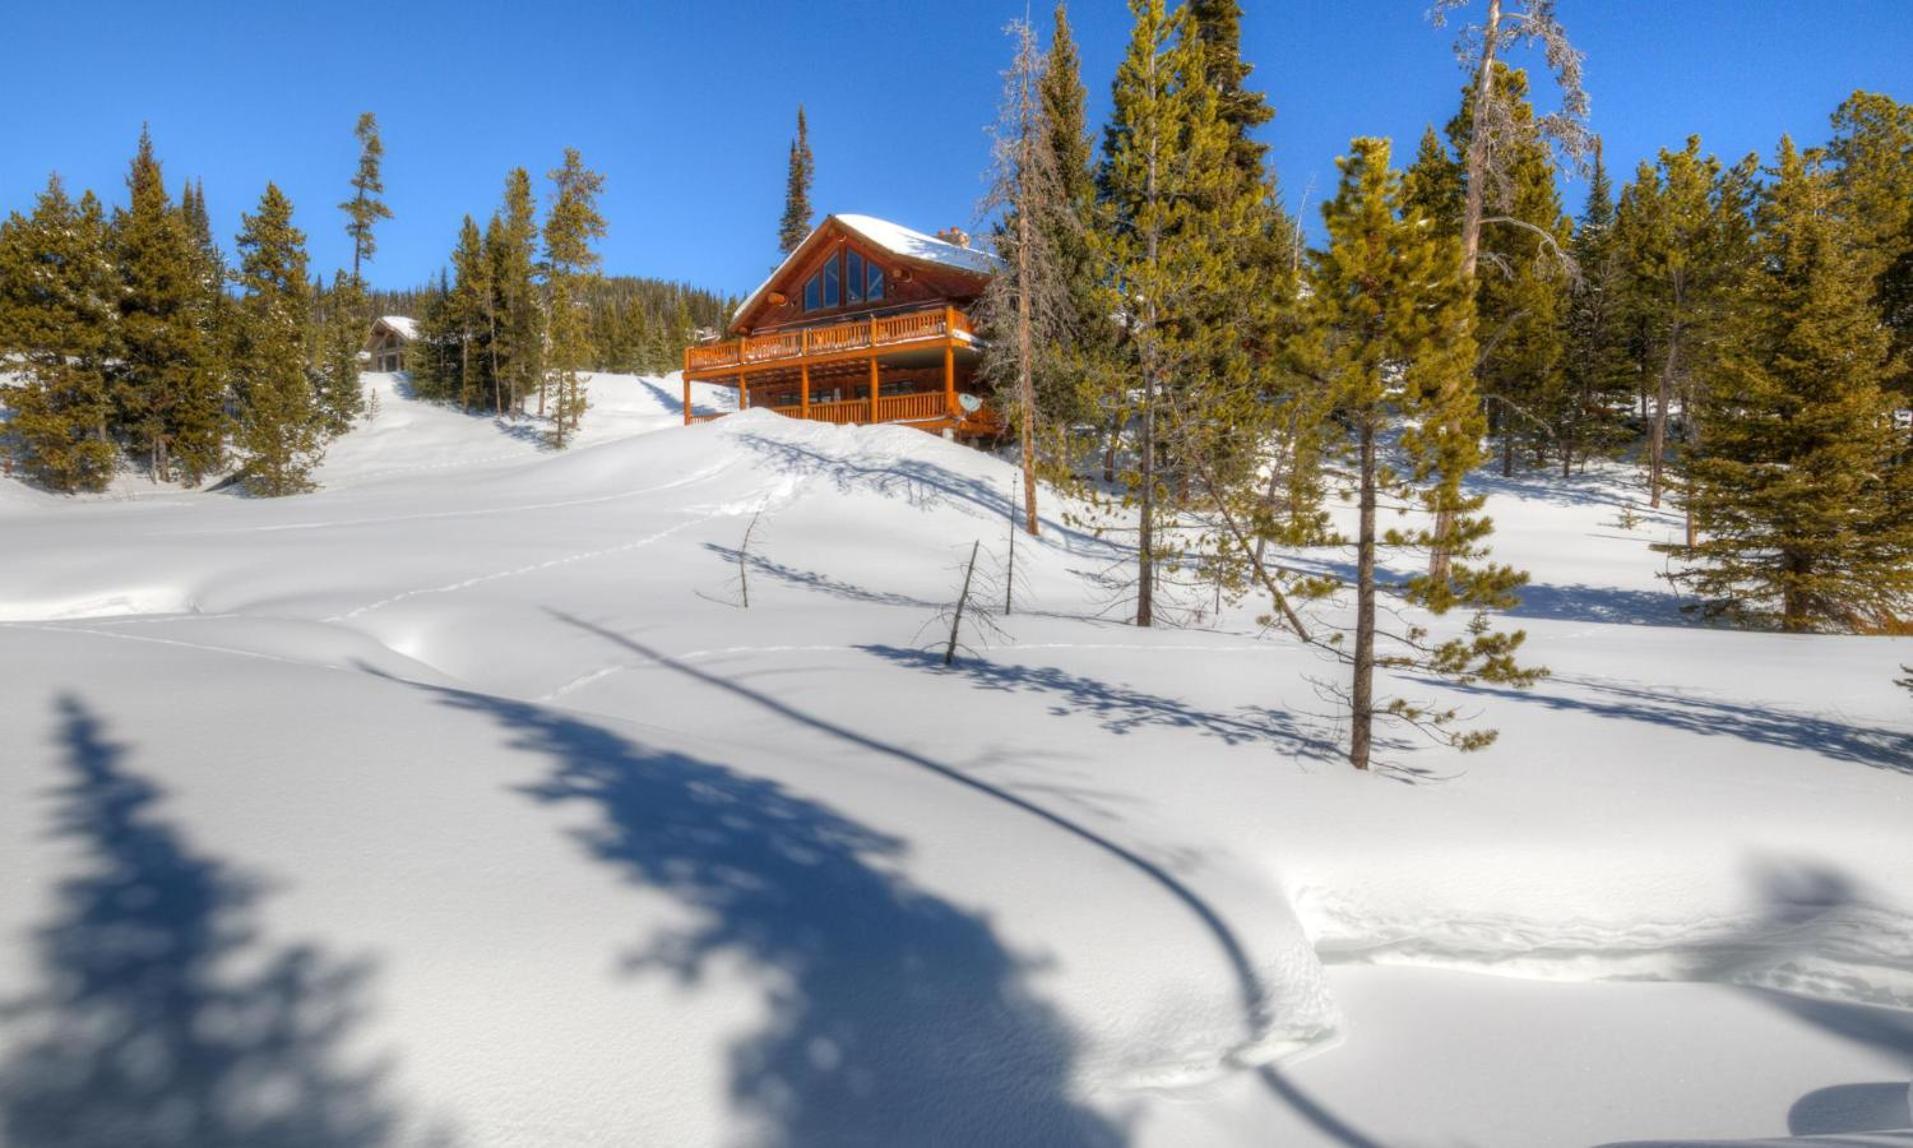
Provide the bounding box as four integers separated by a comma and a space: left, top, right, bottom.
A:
801, 248, 888, 312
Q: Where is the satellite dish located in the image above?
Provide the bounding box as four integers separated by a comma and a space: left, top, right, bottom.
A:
957, 393, 983, 414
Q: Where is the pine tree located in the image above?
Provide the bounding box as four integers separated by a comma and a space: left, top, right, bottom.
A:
341, 112, 392, 281
1447, 65, 1573, 477
1188, 0, 1272, 185
316, 270, 366, 432
232, 183, 325, 495
1826, 92, 1913, 394
777, 106, 814, 256
1295, 136, 1541, 770
1403, 124, 1465, 237
0, 179, 121, 491
1037, 0, 1101, 435
1560, 139, 1634, 472
541, 149, 607, 449
113, 127, 225, 484
447, 215, 492, 409
1614, 138, 1758, 514
489, 169, 543, 416
1093, 0, 1237, 627
1670, 137, 1913, 631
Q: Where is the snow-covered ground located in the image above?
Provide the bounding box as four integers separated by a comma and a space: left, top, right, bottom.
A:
1, 371, 1907, 1147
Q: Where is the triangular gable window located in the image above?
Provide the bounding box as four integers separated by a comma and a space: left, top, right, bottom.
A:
800, 242, 887, 313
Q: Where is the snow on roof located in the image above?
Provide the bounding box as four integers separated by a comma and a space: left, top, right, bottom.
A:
833, 214, 1001, 277
734, 214, 1001, 329
377, 315, 420, 340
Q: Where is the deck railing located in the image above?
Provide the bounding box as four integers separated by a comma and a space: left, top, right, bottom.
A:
686, 306, 971, 375
876, 392, 947, 422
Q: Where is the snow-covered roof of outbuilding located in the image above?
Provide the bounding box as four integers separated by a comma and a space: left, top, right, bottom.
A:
375, 315, 419, 340
732, 214, 1001, 333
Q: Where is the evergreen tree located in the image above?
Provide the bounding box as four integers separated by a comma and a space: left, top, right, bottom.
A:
447, 216, 492, 409
1447, 65, 1573, 477
232, 184, 325, 495
1560, 139, 1634, 472
1826, 92, 1913, 394
489, 169, 543, 416
1670, 137, 1913, 631
113, 127, 225, 484
1188, 0, 1272, 185
1093, 0, 1237, 626
341, 112, 392, 281
1037, 0, 1102, 435
541, 149, 607, 449
315, 271, 366, 432
1295, 136, 1541, 770
1614, 138, 1758, 514
1402, 124, 1464, 237
0, 179, 121, 491
777, 106, 814, 256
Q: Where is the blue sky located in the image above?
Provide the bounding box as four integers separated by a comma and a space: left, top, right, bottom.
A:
4, 1, 1907, 298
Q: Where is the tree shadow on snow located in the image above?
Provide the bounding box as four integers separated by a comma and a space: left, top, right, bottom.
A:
858, 644, 1346, 764
1596, 859, 1913, 1147
0, 696, 414, 1148
638, 376, 731, 420
388, 669, 1124, 1148
1439, 676, 1913, 776
704, 544, 939, 609
528, 612, 1398, 1148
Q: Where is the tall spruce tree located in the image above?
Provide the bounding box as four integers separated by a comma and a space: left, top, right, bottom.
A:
1826, 92, 1913, 395
1560, 139, 1633, 472
447, 216, 492, 410
1295, 136, 1540, 771
113, 127, 225, 484
315, 271, 366, 432
1670, 137, 1913, 631
541, 149, 607, 449
1093, 0, 1237, 627
232, 183, 325, 495
489, 169, 543, 416
778, 106, 815, 256
341, 112, 392, 281
0, 179, 121, 491
1615, 138, 1758, 514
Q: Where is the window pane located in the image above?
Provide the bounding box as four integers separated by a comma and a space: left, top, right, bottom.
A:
866, 261, 884, 300
823, 258, 839, 307
803, 273, 820, 311
846, 252, 864, 304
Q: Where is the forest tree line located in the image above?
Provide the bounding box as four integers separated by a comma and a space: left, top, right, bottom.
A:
968, 0, 1909, 767
0, 112, 724, 490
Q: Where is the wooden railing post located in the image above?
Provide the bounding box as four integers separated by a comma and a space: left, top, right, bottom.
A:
944, 305, 957, 416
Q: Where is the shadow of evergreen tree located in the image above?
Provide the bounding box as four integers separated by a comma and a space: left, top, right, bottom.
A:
0, 695, 410, 1148
394, 672, 1125, 1148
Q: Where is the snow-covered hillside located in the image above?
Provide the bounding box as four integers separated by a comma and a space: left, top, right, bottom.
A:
1, 371, 1908, 1147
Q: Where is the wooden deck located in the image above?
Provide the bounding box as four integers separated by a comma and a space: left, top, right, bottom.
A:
684, 306, 973, 379
681, 304, 995, 436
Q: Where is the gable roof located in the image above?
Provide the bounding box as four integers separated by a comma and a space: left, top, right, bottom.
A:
732, 214, 1000, 333
373, 315, 419, 341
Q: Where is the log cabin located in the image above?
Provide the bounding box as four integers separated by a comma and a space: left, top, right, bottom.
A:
363, 316, 419, 373
682, 214, 1002, 437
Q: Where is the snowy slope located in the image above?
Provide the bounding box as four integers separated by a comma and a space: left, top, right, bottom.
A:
0, 372, 1908, 1147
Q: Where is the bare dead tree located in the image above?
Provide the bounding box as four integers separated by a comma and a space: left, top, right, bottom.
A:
1426, 0, 1593, 580
978, 18, 1079, 540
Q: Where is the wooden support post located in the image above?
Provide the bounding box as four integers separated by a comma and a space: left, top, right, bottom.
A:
943, 305, 957, 417
868, 356, 880, 424
682, 347, 693, 426
738, 370, 748, 412
800, 361, 811, 420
